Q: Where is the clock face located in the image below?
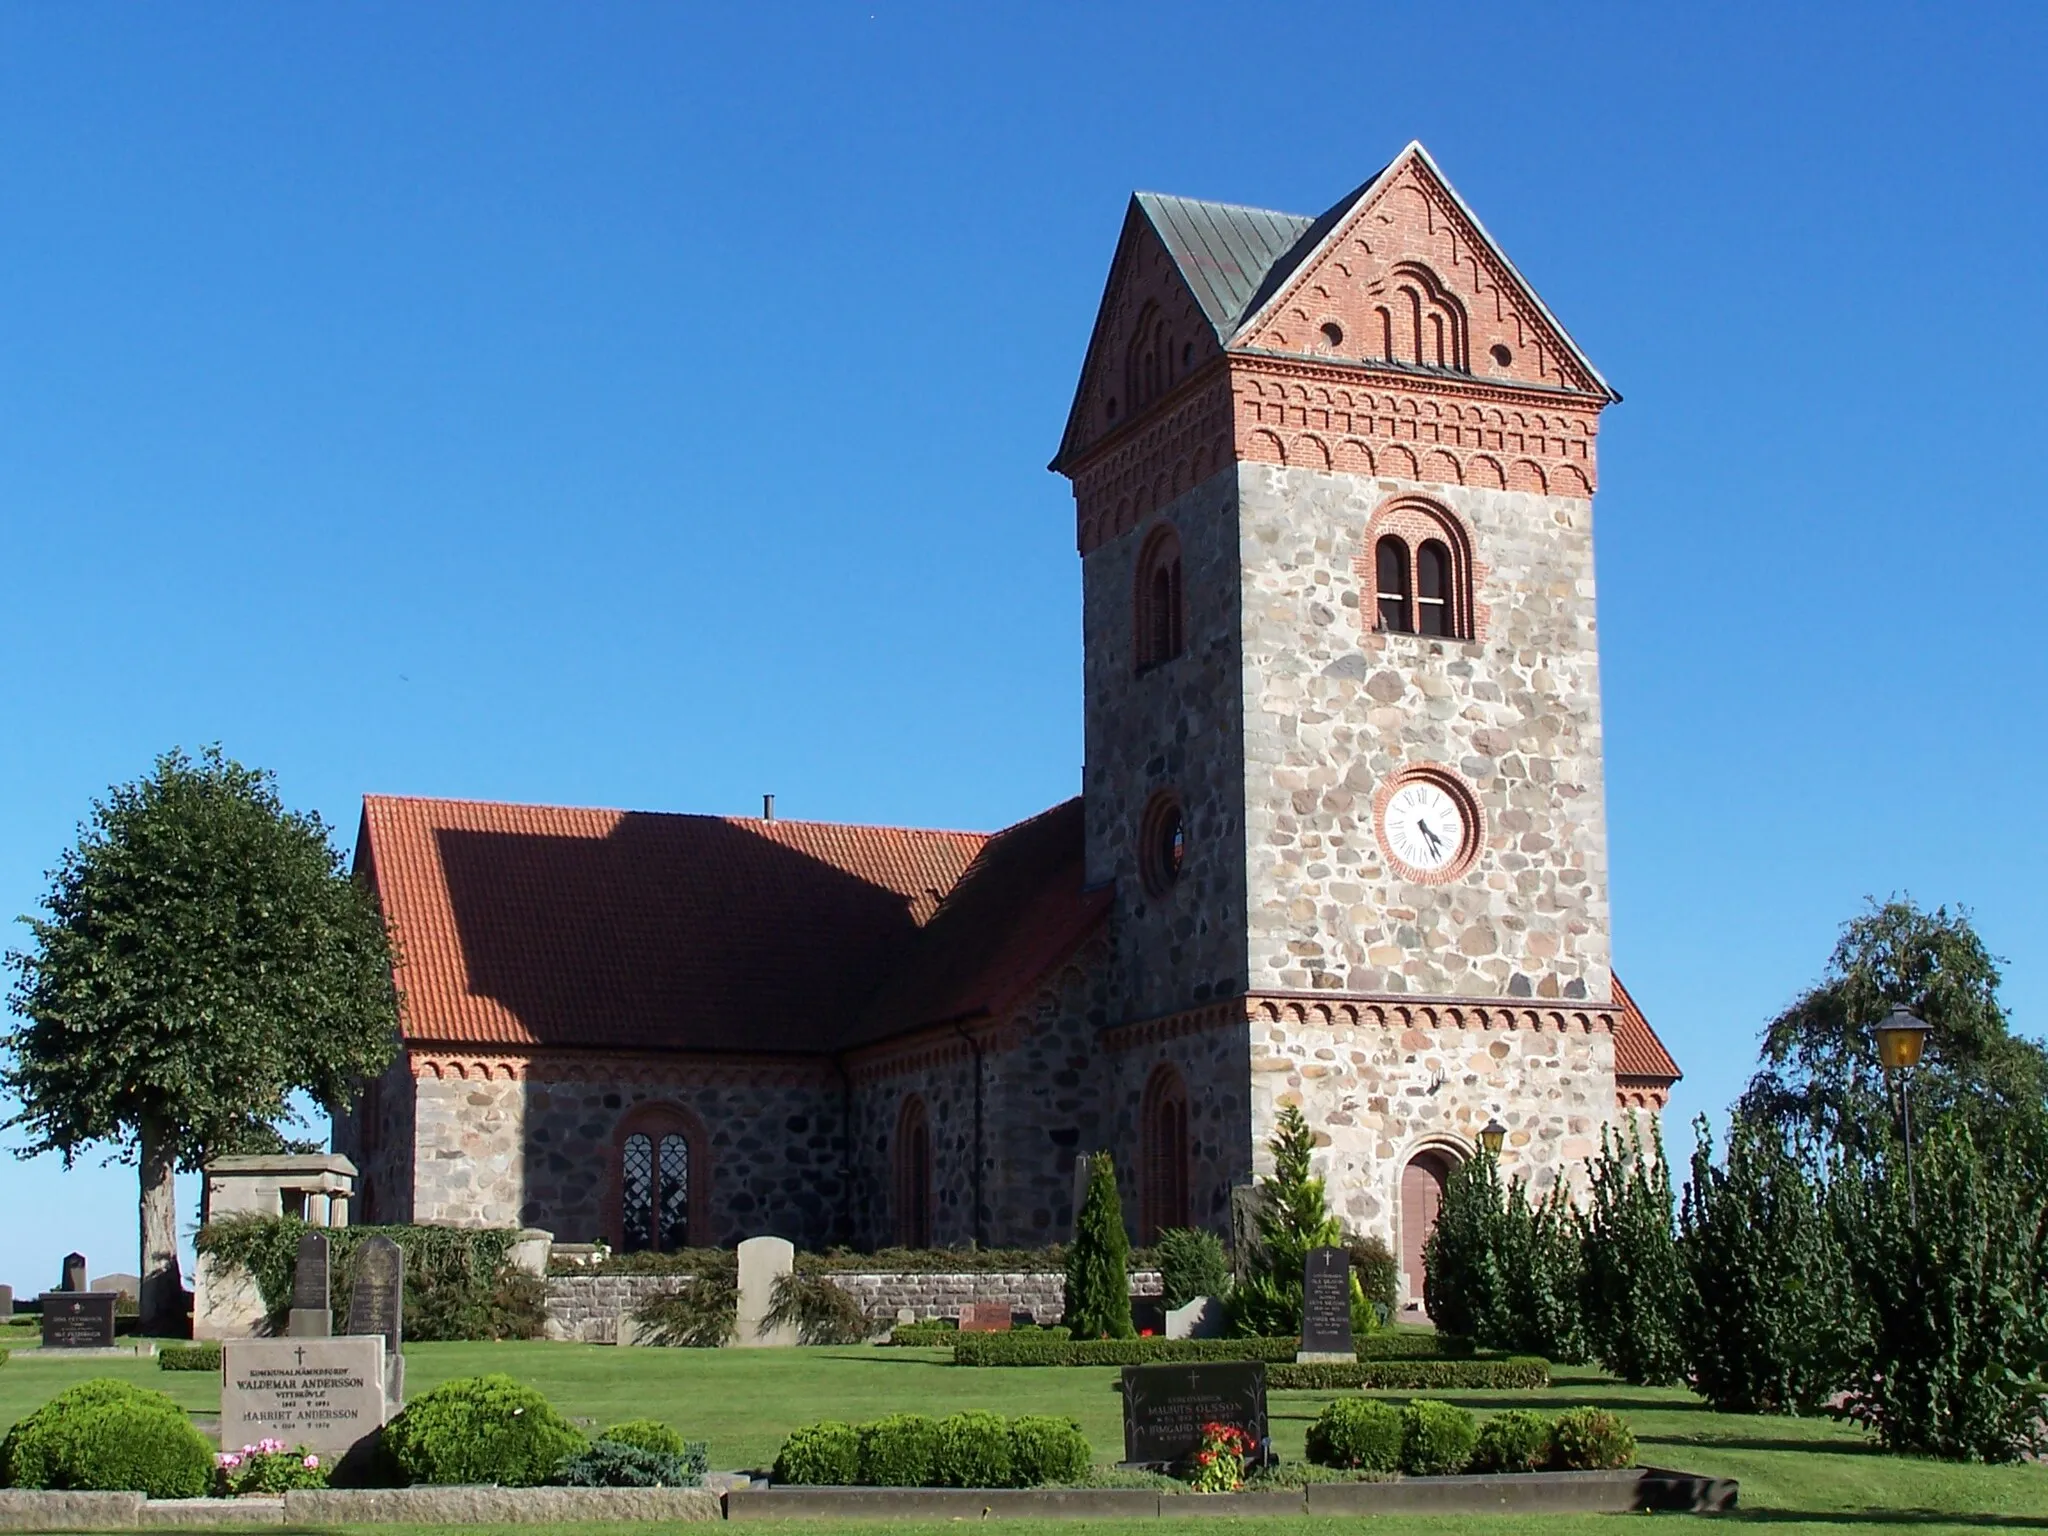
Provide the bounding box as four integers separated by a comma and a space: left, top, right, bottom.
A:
1381, 779, 1468, 873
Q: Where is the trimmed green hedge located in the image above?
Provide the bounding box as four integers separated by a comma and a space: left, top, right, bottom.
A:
886, 1321, 963, 1347
1359, 1329, 1475, 1360
157, 1344, 223, 1373
773, 1413, 1091, 1488
952, 1334, 1301, 1367
0, 1379, 213, 1497
1268, 1357, 1551, 1391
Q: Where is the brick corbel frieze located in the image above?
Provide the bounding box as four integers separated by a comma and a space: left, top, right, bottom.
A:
405, 1047, 838, 1091
1066, 357, 1606, 556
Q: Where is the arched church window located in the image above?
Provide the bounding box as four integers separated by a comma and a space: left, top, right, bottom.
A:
1134, 524, 1184, 670
1416, 541, 1451, 637
615, 1106, 701, 1253
1364, 499, 1479, 642
1375, 537, 1412, 634
1139, 1065, 1191, 1241
895, 1095, 933, 1248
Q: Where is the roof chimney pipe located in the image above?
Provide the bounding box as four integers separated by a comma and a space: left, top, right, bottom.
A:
763, 794, 775, 821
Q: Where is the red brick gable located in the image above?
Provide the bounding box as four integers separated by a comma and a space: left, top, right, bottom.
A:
357, 795, 985, 1053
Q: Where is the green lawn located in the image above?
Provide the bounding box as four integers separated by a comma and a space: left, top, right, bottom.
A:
2, 1337, 2043, 1533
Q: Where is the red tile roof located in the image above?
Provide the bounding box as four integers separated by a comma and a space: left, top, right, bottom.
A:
1611, 974, 1681, 1084
848, 798, 1111, 1047
357, 796, 986, 1053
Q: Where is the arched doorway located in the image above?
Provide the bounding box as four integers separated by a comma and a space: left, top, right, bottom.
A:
894, 1096, 933, 1248
1138, 1064, 1190, 1241
1399, 1147, 1458, 1310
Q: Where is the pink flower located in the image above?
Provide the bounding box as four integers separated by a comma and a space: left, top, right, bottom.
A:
303, 1455, 319, 1469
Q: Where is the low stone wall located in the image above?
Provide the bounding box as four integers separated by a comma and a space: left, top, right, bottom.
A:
542, 1268, 1164, 1343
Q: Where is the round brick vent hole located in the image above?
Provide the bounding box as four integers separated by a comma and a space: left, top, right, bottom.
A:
1320, 321, 1344, 349
1490, 343, 1513, 367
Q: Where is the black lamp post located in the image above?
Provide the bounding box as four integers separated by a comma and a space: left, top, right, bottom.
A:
1874, 1003, 1931, 1225
1479, 1118, 1507, 1157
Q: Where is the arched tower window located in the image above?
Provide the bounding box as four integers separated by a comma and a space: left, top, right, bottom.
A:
1139, 1065, 1191, 1241
1134, 524, 1184, 670
1375, 537, 1412, 634
1362, 499, 1479, 641
894, 1095, 933, 1248
614, 1105, 702, 1253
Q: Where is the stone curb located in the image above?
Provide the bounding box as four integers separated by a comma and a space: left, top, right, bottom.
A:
0, 1487, 721, 1530
0, 1492, 143, 1532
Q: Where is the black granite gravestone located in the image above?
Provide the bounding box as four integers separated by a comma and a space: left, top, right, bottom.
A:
40, 1290, 116, 1349
61, 1252, 87, 1293
1228, 1186, 1264, 1285
345, 1235, 404, 1407
1300, 1245, 1354, 1358
290, 1230, 332, 1338
1120, 1361, 1270, 1468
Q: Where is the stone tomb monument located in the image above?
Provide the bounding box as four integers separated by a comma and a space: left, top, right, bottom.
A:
1120, 1361, 1270, 1469
289, 1231, 331, 1338
734, 1235, 797, 1347
1297, 1245, 1354, 1362
344, 1235, 405, 1406
39, 1251, 118, 1350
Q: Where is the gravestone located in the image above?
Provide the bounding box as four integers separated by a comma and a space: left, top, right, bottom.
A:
1164, 1295, 1223, 1339
1121, 1361, 1270, 1469
1070, 1155, 1092, 1239
735, 1235, 797, 1347
1298, 1245, 1354, 1362
0, 1283, 14, 1319
61, 1252, 87, 1293
958, 1302, 1011, 1333
345, 1235, 404, 1405
289, 1230, 332, 1338
39, 1290, 117, 1349
221, 1336, 386, 1460
1227, 1186, 1263, 1285
90, 1273, 140, 1304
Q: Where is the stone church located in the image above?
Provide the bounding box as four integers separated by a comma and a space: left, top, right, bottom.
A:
336, 143, 1679, 1303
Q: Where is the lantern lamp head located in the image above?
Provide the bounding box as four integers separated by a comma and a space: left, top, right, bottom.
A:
1874, 1004, 1931, 1071
1479, 1118, 1507, 1156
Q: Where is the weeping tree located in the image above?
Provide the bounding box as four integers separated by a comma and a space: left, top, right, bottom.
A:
3, 748, 399, 1333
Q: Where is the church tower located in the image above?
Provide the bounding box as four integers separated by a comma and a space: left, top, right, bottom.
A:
1054, 145, 1646, 1286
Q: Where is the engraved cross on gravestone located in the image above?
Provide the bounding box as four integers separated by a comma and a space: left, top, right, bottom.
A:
289, 1230, 332, 1338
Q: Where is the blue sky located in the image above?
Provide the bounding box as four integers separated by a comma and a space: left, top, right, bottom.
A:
2, 2, 2044, 1294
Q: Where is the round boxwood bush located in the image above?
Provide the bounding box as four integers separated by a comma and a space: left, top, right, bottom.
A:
857, 1414, 940, 1487
773, 1422, 860, 1485
600, 1419, 687, 1458
551, 1440, 694, 1487
1007, 1416, 1091, 1486
380, 1373, 584, 1487
1548, 1407, 1636, 1470
1470, 1410, 1552, 1473
931, 1411, 1014, 1488
1399, 1398, 1478, 1476
0, 1378, 211, 1497
1304, 1397, 1403, 1471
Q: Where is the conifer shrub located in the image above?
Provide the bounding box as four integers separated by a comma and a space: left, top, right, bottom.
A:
1397, 1399, 1477, 1476
856, 1414, 941, 1487
1345, 1234, 1400, 1321
1153, 1227, 1229, 1310
1303, 1398, 1402, 1471
1547, 1407, 1636, 1470
1064, 1152, 1134, 1339
1007, 1417, 1091, 1486
772, 1422, 860, 1485
1470, 1410, 1552, 1474
600, 1419, 694, 1463
550, 1440, 696, 1487
1424, 1154, 1585, 1362
1226, 1105, 1373, 1338
380, 1373, 584, 1486
0, 1378, 212, 1497
930, 1411, 1014, 1487
766, 1271, 874, 1345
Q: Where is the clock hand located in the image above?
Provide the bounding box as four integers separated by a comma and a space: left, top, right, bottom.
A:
1417, 819, 1443, 856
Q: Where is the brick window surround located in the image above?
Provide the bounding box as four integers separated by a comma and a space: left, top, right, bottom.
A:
606, 1102, 710, 1253
1139, 1063, 1191, 1242
1357, 495, 1483, 641
1133, 522, 1185, 671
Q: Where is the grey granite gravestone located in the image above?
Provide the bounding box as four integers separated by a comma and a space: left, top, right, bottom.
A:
61, 1253, 87, 1293
0, 1283, 14, 1319
40, 1290, 117, 1349
345, 1236, 404, 1405
221, 1335, 386, 1460
289, 1230, 331, 1338
1298, 1245, 1354, 1361
1120, 1361, 1270, 1468
91, 1273, 140, 1304
1228, 1186, 1263, 1284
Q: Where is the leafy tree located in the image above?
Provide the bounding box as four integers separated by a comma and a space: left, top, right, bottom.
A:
1578, 1118, 1688, 1385
1063, 1151, 1133, 1339
4, 748, 399, 1332
1424, 1152, 1585, 1362
1739, 899, 2048, 1156
1828, 1114, 2048, 1461
1678, 1114, 1847, 1414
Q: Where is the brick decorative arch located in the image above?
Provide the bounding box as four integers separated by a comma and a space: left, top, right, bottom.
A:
1133, 522, 1185, 671
1138, 1064, 1191, 1241
1355, 495, 1488, 642
604, 1102, 711, 1253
